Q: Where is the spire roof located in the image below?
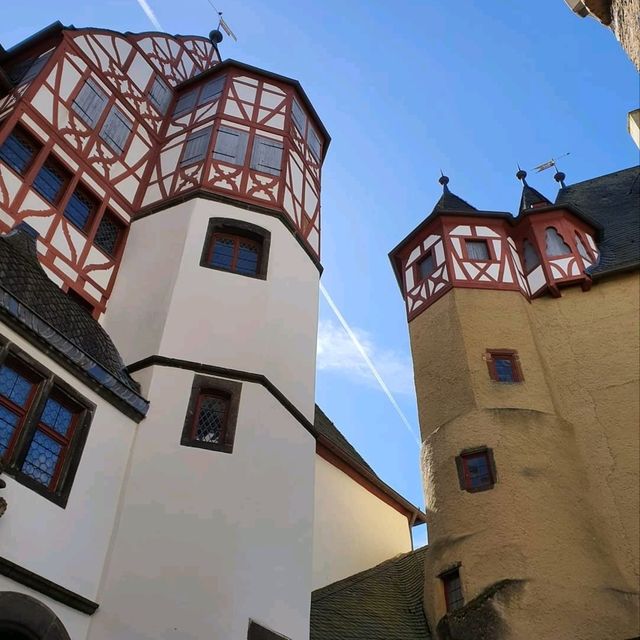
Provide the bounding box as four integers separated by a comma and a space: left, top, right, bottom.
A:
516, 169, 552, 212
431, 174, 477, 215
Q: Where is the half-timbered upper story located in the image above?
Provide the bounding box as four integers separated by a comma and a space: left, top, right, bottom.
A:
0, 22, 328, 318
389, 171, 615, 322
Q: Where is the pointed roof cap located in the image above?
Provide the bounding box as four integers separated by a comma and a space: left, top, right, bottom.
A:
517, 168, 552, 212
431, 174, 477, 215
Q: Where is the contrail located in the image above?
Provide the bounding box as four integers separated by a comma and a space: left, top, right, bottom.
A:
136, 0, 164, 30
320, 282, 421, 446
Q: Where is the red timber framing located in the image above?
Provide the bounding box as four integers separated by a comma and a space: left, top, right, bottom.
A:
389, 207, 601, 323
316, 439, 427, 527
0, 27, 327, 317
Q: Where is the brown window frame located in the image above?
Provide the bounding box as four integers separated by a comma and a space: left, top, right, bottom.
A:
462, 238, 494, 262
439, 565, 464, 613
415, 250, 436, 282
181, 375, 242, 454
455, 446, 497, 493
200, 218, 271, 280
0, 338, 95, 508
485, 349, 524, 383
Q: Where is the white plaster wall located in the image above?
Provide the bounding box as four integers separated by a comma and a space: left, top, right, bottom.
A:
0, 323, 137, 600
88, 365, 316, 640
312, 455, 412, 590
0, 576, 90, 639
103, 198, 320, 423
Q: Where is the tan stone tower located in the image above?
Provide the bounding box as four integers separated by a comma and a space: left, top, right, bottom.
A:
389, 169, 640, 640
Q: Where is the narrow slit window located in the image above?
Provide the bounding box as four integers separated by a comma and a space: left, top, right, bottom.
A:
33, 157, 69, 204
213, 126, 249, 165
291, 98, 306, 133
486, 349, 523, 383
307, 125, 321, 161
63, 186, 98, 231
441, 568, 464, 613
465, 239, 491, 261
100, 106, 133, 154
575, 233, 591, 261
72, 79, 108, 127
181, 128, 212, 166
523, 239, 540, 273
250, 136, 283, 176
0, 126, 40, 176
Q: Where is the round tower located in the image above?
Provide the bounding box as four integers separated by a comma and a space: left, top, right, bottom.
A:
389, 176, 639, 640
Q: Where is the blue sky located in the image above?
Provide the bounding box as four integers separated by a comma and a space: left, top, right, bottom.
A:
2, 1, 638, 543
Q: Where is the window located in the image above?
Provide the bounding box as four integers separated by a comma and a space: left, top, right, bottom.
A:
486, 349, 523, 383
181, 375, 241, 454
0, 344, 94, 507
32, 157, 69, 204
181, 128, 212, 166
416, 252, 435, 281
8, 51, 52, 86
94, 211, 124, 257
148, 76, 171, 114
456, 448, 496, 492
213, 126, 249, 165
63, 185, 98, 231
248, 620, 291, 640
575, 233, 591, 261
173, 89, 198, 117
200, 75, 226, 104
545, 227, 571, 257
291, 98, 306, 133
0, 126, 40, 176
465, 239, 491, 261
72, 79, 108, 127
522, 239, 540, 273
440, 568, 464, 613
100, 106, 133, 154
307, 125, 321, 161
250, 135, 283, 176
200, 218, 271, 280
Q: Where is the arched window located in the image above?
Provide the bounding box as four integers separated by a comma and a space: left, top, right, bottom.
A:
545, 227, 571, 257
575, 233, 591, 260
523, 239, 541, 273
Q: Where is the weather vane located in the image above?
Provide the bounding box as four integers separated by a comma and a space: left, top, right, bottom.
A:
531, 152, 570, 173
207, 0, 238, 41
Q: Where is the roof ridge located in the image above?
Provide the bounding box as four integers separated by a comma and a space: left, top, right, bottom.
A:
560, 165, 639, 190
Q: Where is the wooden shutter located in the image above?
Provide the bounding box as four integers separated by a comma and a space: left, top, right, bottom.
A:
307, 125, 321, 160
200, 76, 226, 103
149, 77, 171, 114
100, 107, 133, 154
250, 136, 283, 176
72, 79, 108, 127
173, 89, 197, 116
213, 126, 248, 164
181, 128, 212, 165
20, 51, 52, 85
291, 98, 306, 133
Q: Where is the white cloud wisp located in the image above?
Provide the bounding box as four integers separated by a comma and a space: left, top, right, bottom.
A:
135, 0, 164, 31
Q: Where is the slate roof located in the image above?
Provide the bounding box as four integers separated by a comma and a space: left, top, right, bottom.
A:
0, 227, 145, 414
431, 182, 477, 215
519, 182, 552, 212
555, 165, 640, 277
310, 547, 431, 640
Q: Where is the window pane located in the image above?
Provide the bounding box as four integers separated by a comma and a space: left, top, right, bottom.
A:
72, 79, 108, 127
181, 129, 211, 165
0, 129, 38, 175
64, 188, 97, 230
33, 159, 67, 204
523, 239, 540, 272
213, 126, 248, 165
195, 395, 227, 443
20, 51, 52, 85
494, 358, 514, 382
250, 136, 283, 176
444, 571, 464, 612
173, 89, 197, 116
40, 398, 73, 437
418, 253, 435, 280
0, 365, 34, 408
94, 213, 123, 256
307, 125, 321, 160
100, 107, 132, 154
465, 453, 492, 489
236, 241, 259, 275
200, 76, 225, 103
0, 405, 19, 456
21, 429, 63, 487
210, 237, 234, 269
545, 227, 571, 257
291, 98, 306, 133
149, 77, 171, 114
575, 234, 590, 260
466, 240, 490, 260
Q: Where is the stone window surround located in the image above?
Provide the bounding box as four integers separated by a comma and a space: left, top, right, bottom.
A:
455, 446, 498, 494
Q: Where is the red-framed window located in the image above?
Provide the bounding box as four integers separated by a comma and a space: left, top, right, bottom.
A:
0, 344, 94, 507
464, 238, 492, 261
206, 232, 262, 277
94, 210, 125, 257
486, 349, 523, 383
0, 125, 41, 176
416, 251, 436, 281
456, 448, 496, 492
181, 375, 242, 454
441, 567, 464, 613
545, 227, 571, 257
522, 238, 541, 274
63, 184, 99, 232
32, 156, 70, 205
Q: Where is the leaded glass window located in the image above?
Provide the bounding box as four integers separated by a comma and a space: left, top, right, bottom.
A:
206, 232, 261, 277
193, 394, 228, 444
33, 157, 69, 204
64, 186, 98, 231
94, 212, 124, 256
0, 127, 40, 176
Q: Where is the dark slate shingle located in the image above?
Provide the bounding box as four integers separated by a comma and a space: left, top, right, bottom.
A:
311, 547, 431, 640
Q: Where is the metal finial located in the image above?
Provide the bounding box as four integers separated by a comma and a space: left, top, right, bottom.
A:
516, 166, 528, 183
438, 173, 450, 187
209, 28, 223, 44
554, 170, 566, 188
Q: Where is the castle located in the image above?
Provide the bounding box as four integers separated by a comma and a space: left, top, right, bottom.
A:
0, 19, 637, 640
